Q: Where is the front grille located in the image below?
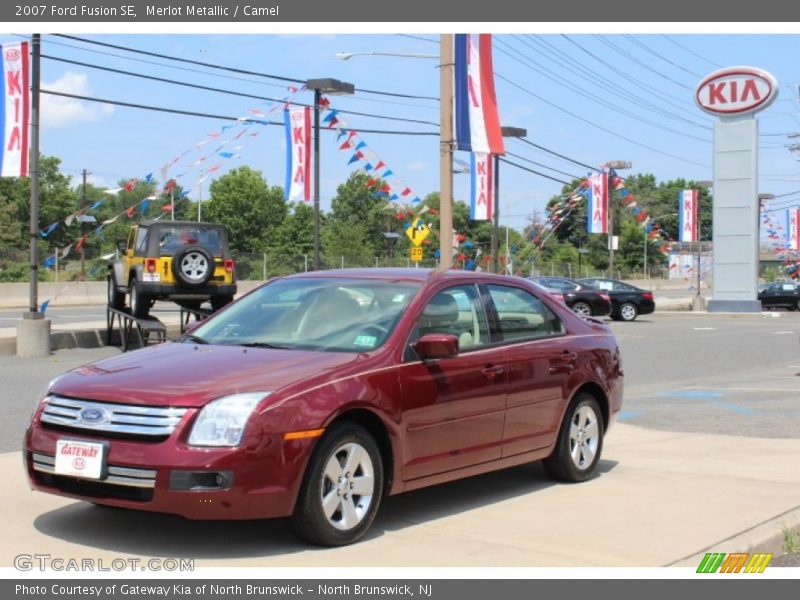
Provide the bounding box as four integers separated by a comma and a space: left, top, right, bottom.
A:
41, 395, 188, 438
31, 452, 156, 502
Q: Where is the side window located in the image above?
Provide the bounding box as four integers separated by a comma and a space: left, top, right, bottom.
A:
487, 285, 564, 342
134, 229, 149, 256
406, 285, 490, 358
126, 228, 136, 253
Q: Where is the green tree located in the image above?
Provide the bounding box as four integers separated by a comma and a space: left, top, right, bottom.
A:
203, 166, 287, 254
328, 172, 391, 256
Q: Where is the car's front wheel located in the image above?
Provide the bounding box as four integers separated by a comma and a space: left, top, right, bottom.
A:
291, 422, 383, 546
543, 393, 604, 482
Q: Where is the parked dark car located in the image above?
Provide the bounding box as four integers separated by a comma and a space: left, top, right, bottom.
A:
577, 277, 655, 321
530, 277, 612, 317
758, 282, 800, 310
25, 269, 623, 547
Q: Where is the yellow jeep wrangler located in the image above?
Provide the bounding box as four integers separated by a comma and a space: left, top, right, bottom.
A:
108, 221, 237, 318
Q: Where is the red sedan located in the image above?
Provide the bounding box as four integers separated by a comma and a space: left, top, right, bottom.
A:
25, 269, 623, 546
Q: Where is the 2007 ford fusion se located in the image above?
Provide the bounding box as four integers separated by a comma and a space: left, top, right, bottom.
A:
25, 269, 623, 546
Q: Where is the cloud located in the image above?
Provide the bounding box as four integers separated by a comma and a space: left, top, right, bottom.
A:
41, 71, 113, 129
406, 161, 428, 172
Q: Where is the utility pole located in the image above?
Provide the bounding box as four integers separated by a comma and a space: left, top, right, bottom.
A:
439, 34, 454, 269
80, 168, 88, 279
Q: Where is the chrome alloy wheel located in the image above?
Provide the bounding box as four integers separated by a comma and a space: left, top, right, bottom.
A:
179, 252, 209, 283
320, 442, 375, 531
620, 303, 637, 321
572, 302, 592, 317
569, 404, 600, 470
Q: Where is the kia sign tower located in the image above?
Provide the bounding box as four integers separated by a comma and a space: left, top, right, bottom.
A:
696, 67, 778, 312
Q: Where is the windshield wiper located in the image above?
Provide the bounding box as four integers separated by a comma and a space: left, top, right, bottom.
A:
183, 334, 208, 345
236, 342, 292, 350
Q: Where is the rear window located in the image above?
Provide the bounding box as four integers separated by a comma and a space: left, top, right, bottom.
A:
157, 226, 223, 256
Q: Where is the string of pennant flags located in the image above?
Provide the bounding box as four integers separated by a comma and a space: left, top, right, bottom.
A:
39, 85, 306, 268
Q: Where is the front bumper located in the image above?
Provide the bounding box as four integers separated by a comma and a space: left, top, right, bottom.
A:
24, 417, 313, 520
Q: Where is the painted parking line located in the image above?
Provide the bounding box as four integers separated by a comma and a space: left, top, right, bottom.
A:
658, 390, 725, 398
617, 410, 643, 422
708, 400, 756, 416
656, 389, 758, 415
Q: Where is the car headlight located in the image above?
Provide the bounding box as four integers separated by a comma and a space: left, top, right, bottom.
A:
188, 392, 270, 447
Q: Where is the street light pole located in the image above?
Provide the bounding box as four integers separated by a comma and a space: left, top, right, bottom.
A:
439, 34, 454, 269
491, 126, 526, 274
306, 78, 355, 271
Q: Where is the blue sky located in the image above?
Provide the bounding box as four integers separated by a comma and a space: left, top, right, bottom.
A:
2, 32, 799, 232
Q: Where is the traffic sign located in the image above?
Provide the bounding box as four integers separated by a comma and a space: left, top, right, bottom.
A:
410, 247, 423, 262
405, 218, 431, 247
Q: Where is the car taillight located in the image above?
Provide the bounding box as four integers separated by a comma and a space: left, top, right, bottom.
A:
643, 292, 654, 300
224, 259, 234, 273
145, 258, 157, 273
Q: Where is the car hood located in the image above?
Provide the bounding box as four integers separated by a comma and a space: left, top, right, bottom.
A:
50, 342, 362, 407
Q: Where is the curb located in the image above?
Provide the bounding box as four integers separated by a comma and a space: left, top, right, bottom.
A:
668, 504, 800, 567
0, 324, 184, 356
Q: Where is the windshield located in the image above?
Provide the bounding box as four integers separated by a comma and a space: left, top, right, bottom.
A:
191, 277, 421, 352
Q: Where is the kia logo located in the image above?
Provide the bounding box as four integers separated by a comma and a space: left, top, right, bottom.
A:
4, 49, 20, 61
79, 407, 108, 424
695, 66, 778, 117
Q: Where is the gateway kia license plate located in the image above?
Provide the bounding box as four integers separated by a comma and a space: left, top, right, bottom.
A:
54, 439, 107, 479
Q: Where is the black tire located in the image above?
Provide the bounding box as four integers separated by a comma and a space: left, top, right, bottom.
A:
172, 245, 214, 288
618, 302, 638, 322
543, 393, 604, 483
130, 279, 151, 319
571, 302, 592, 317
291, 422, 384, 547
107, 276, 125, 310
211, 295, 234, 312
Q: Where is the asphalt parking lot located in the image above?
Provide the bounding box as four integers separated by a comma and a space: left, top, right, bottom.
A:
1, 312, 799, 567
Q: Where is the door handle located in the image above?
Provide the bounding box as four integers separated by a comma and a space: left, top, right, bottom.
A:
481, 365, 504, 381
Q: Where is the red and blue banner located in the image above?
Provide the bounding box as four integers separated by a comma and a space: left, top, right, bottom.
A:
586, 172, 609, 234
1, 42, 29, 177
284, 106, 312, 202
679, 189, 699, 242
455, 34, 504, 155
470, 152, 493, 220
787, 208, 799, 251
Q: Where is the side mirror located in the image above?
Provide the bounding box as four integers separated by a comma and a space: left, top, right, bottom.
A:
415, 333, 459, 360
117, 241, 127, 254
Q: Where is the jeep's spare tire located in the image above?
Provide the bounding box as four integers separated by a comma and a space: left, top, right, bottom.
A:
172, 245, 214, 287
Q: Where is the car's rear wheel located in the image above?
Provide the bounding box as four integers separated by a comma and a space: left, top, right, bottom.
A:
543, 393, 604, 482
619, 302, 638, 322
107, 276, 125, 310
571, 302, 592, 317
211, 295, 234, 312
130, 279, 151, 319
291, 422, 383, 546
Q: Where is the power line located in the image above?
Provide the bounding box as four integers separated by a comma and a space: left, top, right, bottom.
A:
622, 35, 703, 78
395, 34, 440, 45
504, 151, 581, 180
41, 54, 440, 127
660, 35, 722, 69
518, 35, 710, 129
499, 157, 571, 185
515, 137, 596, 171
40, 89, 439, 136
495, 72, 710, 168
52, 34, 440, 101
494, 38, 711, 142
593, 35, 695, 91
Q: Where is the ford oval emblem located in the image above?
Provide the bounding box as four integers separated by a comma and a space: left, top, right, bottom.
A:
79, 407, 108, 424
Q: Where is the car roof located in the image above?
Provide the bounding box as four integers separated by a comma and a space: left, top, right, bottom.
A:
281, 268, 535, 285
